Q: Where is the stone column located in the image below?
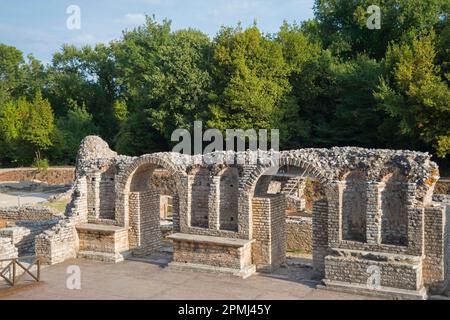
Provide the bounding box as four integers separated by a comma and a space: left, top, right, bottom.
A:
406, 183, 423, 255
87, 171, 101, 221
180, 175, 193, 233
366, 181, 383, 244
327, 181, 345, 247
296, 179, 307, 212
208, 176, 220, 230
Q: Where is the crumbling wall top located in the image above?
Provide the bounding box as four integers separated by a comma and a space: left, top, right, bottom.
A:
76, 136, 118, 164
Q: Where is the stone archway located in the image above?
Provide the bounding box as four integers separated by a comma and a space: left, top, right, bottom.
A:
240, 155, 334, 275
114, 154, 187, 256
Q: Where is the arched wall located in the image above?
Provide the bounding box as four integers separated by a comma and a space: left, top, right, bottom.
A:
74, 137, 444, 294
115, 154, 187, 230
240, 155, 334, 275
341, 171, 367, 242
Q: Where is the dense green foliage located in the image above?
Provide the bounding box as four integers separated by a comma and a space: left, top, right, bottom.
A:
0, 1, 449, 172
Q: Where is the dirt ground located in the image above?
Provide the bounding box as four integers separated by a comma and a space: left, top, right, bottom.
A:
0, 256, 375, 300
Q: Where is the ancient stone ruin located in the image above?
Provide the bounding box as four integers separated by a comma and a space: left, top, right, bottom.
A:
3, 135, 450, 299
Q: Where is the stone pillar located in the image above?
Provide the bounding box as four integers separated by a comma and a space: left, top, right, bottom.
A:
327, 181, 345, 247
312, 199, 329, 276
423, 204, 447, 292
296, 179, 307, 211
406, 183, 423, 256
208, 176, 220, 230
252, 194, 285, 272
87, 172, 101, 220
174, 176, 188, 233
238, 192, 252, 239
366, 181, 383, 244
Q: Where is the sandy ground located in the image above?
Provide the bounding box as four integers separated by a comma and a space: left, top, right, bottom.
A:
0, 256, 376, 300
0, 191, 51, 207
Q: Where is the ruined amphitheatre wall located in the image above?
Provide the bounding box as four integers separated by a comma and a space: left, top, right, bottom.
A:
28, 136, 450, 298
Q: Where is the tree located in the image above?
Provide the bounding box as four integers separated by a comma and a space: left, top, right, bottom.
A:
333, 54, 384, 147
0, 99, 23, 165
113, 17, 213, 152
275, 23, 324, 148
53, 100, 98, 163
20, 92, 56, 163
46, 44, 118, 141
375, 34, 450, 157
313, 0, 447, 59
208, 25, 290, 132
0, 44, 25, 106
115, 109, 167, 156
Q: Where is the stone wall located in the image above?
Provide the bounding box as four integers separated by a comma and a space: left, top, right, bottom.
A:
219, 168, 239, 231
342, 173, 367, 242
324, 254, 423, 292
0, 237, 18, 268
0, 206, 63, 221
381, 178, 408, 246
50, 135, 447, 299
169, 233, 255, 278
172, 240, 243, 270
312, 199, 328, 276
0, 167, 74, 185
285, 216, 312, 253
98, 168, 116, 220
251, 194, 285, 272
1, 221, 58, 255
35, 219, 78, 265
77, 223, 128, 262
270, 195, 286, 269
189, 168, 211, 228
129, 189, 161, 256
423, 204, 447, 292
0, 206, 63, 256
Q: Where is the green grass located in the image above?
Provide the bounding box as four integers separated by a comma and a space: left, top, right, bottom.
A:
40, 199, 69, 213
287, 248, 307, 255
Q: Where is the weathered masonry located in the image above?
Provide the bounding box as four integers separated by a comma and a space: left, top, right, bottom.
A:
34, 136, 450, 299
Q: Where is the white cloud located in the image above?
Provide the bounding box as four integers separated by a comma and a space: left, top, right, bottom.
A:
68, 33, 97, 46
119, 13, 147, 27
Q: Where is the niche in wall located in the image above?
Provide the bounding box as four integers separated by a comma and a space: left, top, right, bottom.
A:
218, 167, 239, 231
342, 171, 367, 242
190, 167, 211, 228
381, 173, 408, 246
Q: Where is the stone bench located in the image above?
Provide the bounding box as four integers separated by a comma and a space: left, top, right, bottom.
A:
167, 233, 256, 278
76, 223, 129, 263
320, 248, 427, 299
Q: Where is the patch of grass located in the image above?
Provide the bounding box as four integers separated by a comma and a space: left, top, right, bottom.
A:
40, 199, 69, 213
287, 248, 307, 255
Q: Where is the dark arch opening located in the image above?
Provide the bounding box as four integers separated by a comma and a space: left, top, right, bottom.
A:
250, 164, 329, 275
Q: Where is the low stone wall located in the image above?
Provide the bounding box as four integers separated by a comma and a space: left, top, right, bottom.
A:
0, 237, 18, 268
0, 206, 63, 256
325, 254, 423, 292
35, 219, 78, 265
433, 194, 450, 204
285, 216, 312, 254
2, 221, 59, 255
76, 223, 129, 262
168, 233, 255, 278
0, 206, 63, 221
0, 167, 75, 185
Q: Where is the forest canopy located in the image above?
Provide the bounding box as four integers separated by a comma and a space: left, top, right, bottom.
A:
0, 0, 449, 172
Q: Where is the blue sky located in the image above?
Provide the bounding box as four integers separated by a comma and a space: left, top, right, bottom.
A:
0, 0, 315, 64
